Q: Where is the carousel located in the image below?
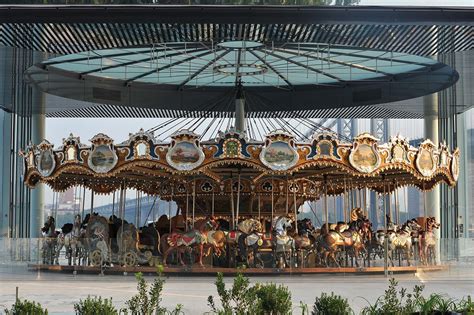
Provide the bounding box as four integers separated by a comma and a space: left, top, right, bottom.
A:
22, 40, 459, 274
22, 126, 458, 274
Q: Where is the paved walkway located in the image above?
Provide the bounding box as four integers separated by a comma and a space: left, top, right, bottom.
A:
0, 263, 473, 314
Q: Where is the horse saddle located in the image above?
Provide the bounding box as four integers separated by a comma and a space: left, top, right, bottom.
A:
228, 231, 238, 240
168, 232, 198, 246
262, 232, 272, 240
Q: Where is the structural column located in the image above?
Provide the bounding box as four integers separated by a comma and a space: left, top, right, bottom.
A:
424, 91, 441, 262
0, 110, 11, 237
29, 97, 45, 238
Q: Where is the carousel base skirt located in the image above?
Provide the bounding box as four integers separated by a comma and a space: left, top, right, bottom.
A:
27, 264, 448, 276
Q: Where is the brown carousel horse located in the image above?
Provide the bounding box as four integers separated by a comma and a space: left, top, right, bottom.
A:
162, 216, 218, 266
419, 217, 440, 265
292, 218, 316, 267
316, 208, 368, 267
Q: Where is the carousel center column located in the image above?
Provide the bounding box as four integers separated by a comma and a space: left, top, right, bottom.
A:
235, 87, 246, 133
30, 94, 45, 238
424, 91, 441, 263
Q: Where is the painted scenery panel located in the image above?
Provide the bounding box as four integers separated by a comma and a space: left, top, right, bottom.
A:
89, 145, 116, 172
352, 144, 377, 168
169, 142, 200, 164
263, 141, 297, 168
419, 150, 434, 170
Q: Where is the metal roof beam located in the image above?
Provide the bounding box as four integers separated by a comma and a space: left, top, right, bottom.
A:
263, 48, 345, 85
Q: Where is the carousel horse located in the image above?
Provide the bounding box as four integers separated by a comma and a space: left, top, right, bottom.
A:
293, 218, 316, 267
41, 216, 58, 264
316, 220, 365, 267
226, 218, 263, 267
162, 216, 218, 267
55, 214, 83, 265
419, 217, 440, 265
384, 219, 422, 266
109, 215, 129, 253
205, 229, 227, 257
272, 216, 295, 268
139, 223, 161, 256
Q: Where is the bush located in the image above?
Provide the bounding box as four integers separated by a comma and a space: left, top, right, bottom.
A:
208, 273, 292, 315
121, 271, 183, 315
456, 295, 474, 314
4, 298, 48, 315
254, 283, 292, 315
312, 292, 353, 315
208, 272, 257, 315
74, 296, 118, 315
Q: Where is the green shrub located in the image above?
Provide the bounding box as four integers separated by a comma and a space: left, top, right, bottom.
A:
456, 295, 474, 314
207, 272, 257, 315
254, 283, 292, 315
4, 298, 48, 315
312, 292, 352, 315
74, 296, 118, 315
360, 278, 427, 315
121, 272, 183, 315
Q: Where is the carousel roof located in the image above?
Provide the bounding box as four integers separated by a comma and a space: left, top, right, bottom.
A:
22, 129, 459, 204
25, 41, 458, 116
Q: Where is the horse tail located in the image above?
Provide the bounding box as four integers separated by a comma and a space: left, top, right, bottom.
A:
156, 231, 162, 255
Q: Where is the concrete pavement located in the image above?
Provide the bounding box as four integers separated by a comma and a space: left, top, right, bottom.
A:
0, 263, 473, 314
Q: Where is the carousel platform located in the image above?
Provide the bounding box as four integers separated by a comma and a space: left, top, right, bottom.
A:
27, 264, 448, 276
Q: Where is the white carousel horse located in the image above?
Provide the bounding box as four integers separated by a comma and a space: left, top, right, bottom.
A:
272, 216, 295, 268
55, 214, 83, 265
385, 219, 421, 266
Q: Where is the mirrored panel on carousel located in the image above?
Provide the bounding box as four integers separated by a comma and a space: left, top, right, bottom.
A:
37, 149, 55, 177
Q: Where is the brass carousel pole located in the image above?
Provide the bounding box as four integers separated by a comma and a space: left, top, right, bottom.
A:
363, 187, 368, 218
192, 178, 196, 228
332, 183, 337, 222
271, 177, 275, 229
111, 190, 115, 218
81, 184, 86, 221
89, 190, 94, 215
230, 176, 235, 230
258, 193, 261, 222
394, 180, 400, 225
383, 178, 388, 278
169, 185, 173, 233
423, 182, 427, 219
211, 189, 215, 217
293, 182, 298, 235
186, 188, 189, 232
286, 175, 289, 215
343, 179, 347, 222
324, 176, 329, 232
236, 170, 241, 226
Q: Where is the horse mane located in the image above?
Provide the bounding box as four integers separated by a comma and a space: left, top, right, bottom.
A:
61, 223, 73, 234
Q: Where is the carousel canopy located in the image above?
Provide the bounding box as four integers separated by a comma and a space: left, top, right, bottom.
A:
22, 129, 459, 212
26, 41, 458, 116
